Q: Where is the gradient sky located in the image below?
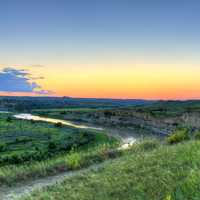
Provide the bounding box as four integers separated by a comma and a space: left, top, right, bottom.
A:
0, 0, 200, 99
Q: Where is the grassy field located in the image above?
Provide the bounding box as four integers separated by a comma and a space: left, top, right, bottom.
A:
0, 142, 119, 186
0, 113, 100, 165
23, 139, 200, 200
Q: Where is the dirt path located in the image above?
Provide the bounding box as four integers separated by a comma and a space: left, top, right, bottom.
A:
0, 163, 106, 200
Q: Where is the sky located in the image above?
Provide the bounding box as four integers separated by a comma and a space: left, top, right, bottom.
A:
0, 0, 200, 99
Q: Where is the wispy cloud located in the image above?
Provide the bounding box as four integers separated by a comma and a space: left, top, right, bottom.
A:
0, 67, 53, 95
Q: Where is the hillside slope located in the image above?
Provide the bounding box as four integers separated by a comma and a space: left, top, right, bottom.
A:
23, 140, 200, 200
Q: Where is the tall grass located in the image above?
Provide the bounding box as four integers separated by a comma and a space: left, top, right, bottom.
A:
23, 140, 200, 200
166, 128, 189, 144
0, 143, 119, 186
0, 139, 158, 186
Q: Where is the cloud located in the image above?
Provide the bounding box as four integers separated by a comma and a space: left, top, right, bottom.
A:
0, 67, 53, 95
3, 67, 30, 77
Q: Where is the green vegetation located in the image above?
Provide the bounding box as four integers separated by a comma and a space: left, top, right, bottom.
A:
23, 140, 200, 200
33, 107, 99, 113
133, 100, 200, 118
0, 143, 119, 186
194, 130, 200, 140
0, 113, 118, 186
0, 114, 98, 166
0, 96, 130, 112
2, 99, 200, 199
33, 107, 100, 122
66, 151, 82, 169
166, 129, 189, 144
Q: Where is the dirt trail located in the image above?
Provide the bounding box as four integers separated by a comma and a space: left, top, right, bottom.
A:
0, 163, 105, 200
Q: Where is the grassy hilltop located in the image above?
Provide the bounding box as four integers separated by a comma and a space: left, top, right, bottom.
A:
24, 140, 200, 200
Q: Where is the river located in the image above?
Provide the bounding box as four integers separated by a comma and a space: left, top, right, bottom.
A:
13, 113, 137, 148
14, 113, 103, 130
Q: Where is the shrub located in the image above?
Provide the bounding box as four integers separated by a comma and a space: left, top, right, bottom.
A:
54, 122, 63, 128
66, 152, 82, 170
0, 143, 7, 152
104, 110, 112, 118
166, 129, 189, 144
194, 130, 200, 140
6, 116, 12, 122
48, 140, 57, 151
60, 111, 66, 115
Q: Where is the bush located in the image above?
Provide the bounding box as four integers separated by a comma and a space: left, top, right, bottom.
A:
48, 140, 58, 151
6, 116, 12, 122
0, 143, 6, 152
166, 129, 189, 144
194, 131, 200, 140
66, 151, 82, 170
60, 111, 66, 115
54, 122, 63, 128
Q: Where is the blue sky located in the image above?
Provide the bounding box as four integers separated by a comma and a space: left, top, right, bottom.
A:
1, 0, 200, 55
0, 1, 200, 98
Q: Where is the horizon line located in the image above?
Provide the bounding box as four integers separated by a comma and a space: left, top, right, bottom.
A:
0, 95, 200, 101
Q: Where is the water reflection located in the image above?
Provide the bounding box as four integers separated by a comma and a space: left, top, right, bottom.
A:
14, 113, 103, 130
